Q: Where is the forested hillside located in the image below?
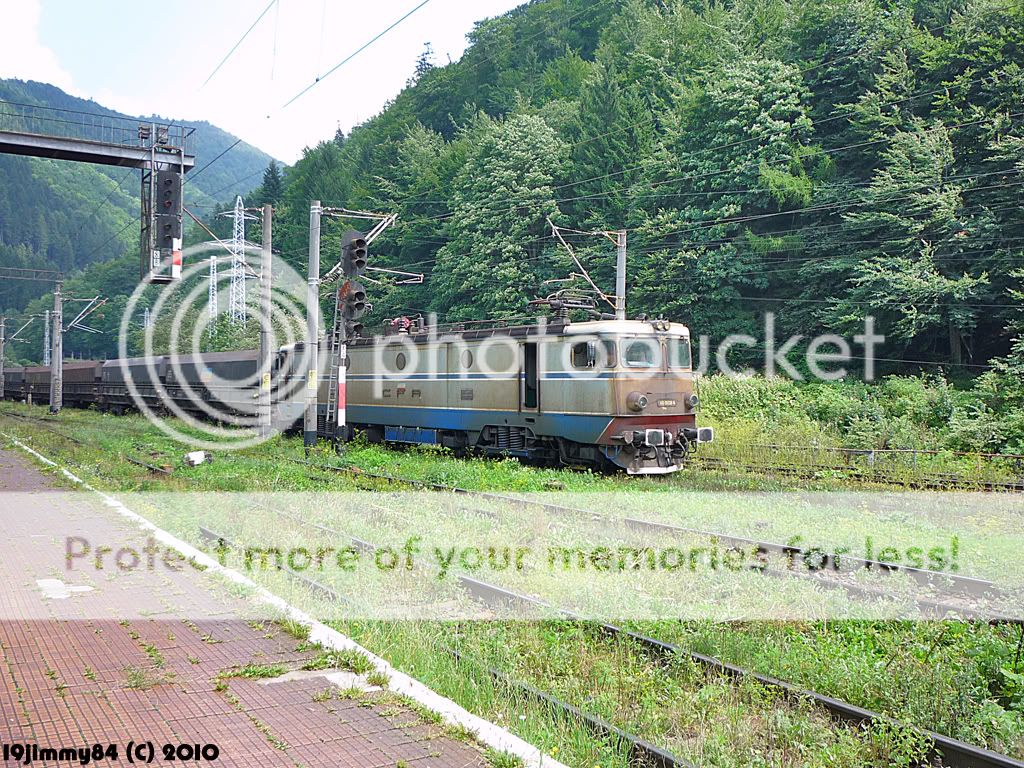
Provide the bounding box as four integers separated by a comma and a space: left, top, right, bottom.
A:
257, 0, 1022, 377
0, 79, 274, 313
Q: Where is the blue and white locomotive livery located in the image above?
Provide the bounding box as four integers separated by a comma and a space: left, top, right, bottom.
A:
278, 317, 714, 474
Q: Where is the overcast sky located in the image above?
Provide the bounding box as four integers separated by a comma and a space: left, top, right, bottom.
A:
0, 0, 525, 164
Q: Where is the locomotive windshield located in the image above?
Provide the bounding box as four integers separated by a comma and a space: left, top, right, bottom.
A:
571, 340, 617, 368
623, 339, 661, 368
669, 337, 692, 369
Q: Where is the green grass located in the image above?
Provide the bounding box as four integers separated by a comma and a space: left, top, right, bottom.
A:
339, 620, 936, 768
232, 664, 288, 679
628, 619, 1024, 756
2, 403, 1023, 764
301, 648, 375, 674
123, 665, 175, 690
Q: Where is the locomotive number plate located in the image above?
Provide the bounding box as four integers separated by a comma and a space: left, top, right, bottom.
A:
657, 399, 677, 407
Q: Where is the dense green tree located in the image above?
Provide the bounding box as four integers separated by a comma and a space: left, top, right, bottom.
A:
10, 0, 1022, 379
631, 55, 818, 347
432, 114, 567, 320
826, 120, 989, 366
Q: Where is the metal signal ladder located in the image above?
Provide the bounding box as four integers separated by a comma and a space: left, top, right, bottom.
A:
325, 282, 345, 441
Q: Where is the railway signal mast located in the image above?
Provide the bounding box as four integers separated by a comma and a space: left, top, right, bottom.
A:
304, 207, 404, 448
143, 165, 186, 284
328, 229, 369, 443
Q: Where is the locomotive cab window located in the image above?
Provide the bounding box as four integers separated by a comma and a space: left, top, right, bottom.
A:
572, 342, 595, 368
669, 337, 692, 369
572, 340, 616, 369
623, 339, 660, 368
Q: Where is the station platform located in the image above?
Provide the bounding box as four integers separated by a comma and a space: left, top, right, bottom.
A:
0, 448, 488, 768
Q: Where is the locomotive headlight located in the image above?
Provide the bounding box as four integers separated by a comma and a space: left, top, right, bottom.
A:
687, 393, 699, 409
627, 392, 649, 412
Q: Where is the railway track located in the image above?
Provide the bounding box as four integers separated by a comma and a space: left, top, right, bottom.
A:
7, 401, 1022, 491
691, 455, 1024, 492
195, 524, 681, 768
2, 411, 1014, 617
6, 428, 1020, 767
0, 409, 85, 445
197, 495, 1024, 768
296, 458, 1015, 621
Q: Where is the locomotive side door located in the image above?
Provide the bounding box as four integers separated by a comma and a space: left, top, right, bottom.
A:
521, 342, 539, 411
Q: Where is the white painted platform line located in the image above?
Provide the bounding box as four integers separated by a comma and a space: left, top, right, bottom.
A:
2, 434, 568, 768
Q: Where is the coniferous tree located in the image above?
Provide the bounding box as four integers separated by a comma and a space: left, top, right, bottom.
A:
259, 161, 285, 205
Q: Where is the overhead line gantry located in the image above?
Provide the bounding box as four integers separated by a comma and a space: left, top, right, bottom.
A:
0, 99, 196, 284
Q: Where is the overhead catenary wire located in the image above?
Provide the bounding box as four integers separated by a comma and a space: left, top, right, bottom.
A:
393, 109, 1024, 230
192, 0, 984, 221
279, 0, 434, 111
311, 170, 1024, 277
186, 0, 620, 205
187, 138, 243, 184
189, 0, 1013, 217
392, 28, 1019, 212
175, 1, 1022, 344
201, 0, 278, 89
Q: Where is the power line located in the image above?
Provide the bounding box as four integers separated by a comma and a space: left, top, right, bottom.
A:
395, 106, 1023, 229
202, 0, 278, 89
186, 166, 266, 208
78, 219, 137, 266
77, 169, 136, 254
280, 0, 434, 111
187, 0, 619, 211
187, 138, 242, 184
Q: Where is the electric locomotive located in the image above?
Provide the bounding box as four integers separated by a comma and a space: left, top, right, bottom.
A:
278, 317, 713, 474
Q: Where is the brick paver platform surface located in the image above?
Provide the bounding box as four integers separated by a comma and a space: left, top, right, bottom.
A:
0, 448, 487, 768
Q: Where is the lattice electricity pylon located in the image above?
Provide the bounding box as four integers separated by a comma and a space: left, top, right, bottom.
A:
217, 196, 259, 325
208, 251, 218, 319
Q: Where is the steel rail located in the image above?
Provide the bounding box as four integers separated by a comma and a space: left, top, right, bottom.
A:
197, 526, 347, 603
196, 523, 680, 767
298, 459, 1002, 601
10, 432, 1020, 766
445, 646, 691, 768
457, 579, 1024, 768
621, 516, 996, 598
201, 473, 1024, 768
692, 455, 1024, 493
124, 455, 172, 475
0, 409, 85, 444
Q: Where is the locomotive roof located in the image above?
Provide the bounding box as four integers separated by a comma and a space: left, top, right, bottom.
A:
347, 318, 690, 346
563, 320, 691, 336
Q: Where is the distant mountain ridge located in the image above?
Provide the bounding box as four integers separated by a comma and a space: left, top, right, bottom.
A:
0, 78, 276, 311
